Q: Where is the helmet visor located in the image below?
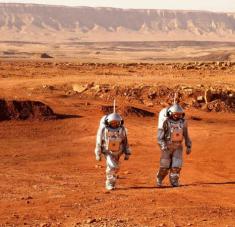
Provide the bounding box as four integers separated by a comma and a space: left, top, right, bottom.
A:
172, 112, 184, 120
109, 120, 120, 128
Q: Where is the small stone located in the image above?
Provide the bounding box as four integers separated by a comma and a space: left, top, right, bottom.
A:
145, 101, 154, 107
72, 84, 87, 93
41, 53, 53, 58
197, 96, 205, 103
86, 218, 96, 224
159, 223, 165, 227
40, 224, 51, 227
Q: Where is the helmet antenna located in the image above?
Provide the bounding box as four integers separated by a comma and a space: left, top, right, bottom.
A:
113, 99, 116, 113
173, 93, 177, 104
173, 91, 179, 104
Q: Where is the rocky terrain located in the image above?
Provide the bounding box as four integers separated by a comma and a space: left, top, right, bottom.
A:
0, 99, 56, 121
0, 4, 234, 226
0, 59, 234, 226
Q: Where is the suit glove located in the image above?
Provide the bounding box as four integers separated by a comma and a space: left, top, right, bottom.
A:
96, 154, 101, 161
124, 154, 129, 160
186, 146, 191, 155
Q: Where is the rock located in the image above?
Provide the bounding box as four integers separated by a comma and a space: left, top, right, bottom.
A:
86, 82, 94, 89
197, 96, 205, 103
42, 85, 54, 90
72, 84, 87, 93
186, 65, 194, 70
40, 223, 51, 227
183, 88, 194, 95
148, 91, 157, 99
124, 171, 130, 175
66, 90, 76, 96
86, 218, 96, 224
92, 84, 101, 92
159, 223, 166, 227
0, 99, 56, 121
40, 53, 53, 58
144, 101, 154, 107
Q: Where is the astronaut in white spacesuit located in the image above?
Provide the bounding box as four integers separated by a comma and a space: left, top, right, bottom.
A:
156, 103, 192, 187
95, 105, 131, 190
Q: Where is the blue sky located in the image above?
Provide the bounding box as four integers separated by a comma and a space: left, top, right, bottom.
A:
1, 0, 235, 12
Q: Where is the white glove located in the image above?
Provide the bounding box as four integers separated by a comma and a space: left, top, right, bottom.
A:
96, 155, 101, 161
95, 146, 102, 161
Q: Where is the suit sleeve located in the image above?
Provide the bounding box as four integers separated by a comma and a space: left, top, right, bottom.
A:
183, 120, 192, 148
95, 116, 106, 156
122, 127, 131, 155
157, 121, 167, 150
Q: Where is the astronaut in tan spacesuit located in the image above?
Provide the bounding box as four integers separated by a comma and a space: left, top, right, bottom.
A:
156, 103, 192, 187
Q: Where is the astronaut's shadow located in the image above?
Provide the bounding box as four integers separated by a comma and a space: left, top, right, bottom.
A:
117, 185, 174, 190
117, 181, 235, 191
181, 181, 235, 187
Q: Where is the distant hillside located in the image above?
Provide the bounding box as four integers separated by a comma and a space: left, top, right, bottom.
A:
0, 3, 235, 42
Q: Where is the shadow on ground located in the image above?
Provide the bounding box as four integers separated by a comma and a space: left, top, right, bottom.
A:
55, 113, 82, 120
116, 181, 235, 191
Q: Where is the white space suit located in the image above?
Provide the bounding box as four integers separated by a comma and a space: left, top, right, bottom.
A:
157, 104, 192, 187
95, 113, 131, 190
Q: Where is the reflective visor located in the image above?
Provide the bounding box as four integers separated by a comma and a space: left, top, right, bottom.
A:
109, 120, 120, 128
109, 121, 120, 128
172, 113, 183, 119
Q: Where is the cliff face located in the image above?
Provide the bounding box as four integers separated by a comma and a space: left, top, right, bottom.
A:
1, 3, 235, 42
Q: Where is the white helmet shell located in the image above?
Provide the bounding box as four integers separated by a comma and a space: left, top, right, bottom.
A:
167, 104, 185, 118
106, 113, 123, 125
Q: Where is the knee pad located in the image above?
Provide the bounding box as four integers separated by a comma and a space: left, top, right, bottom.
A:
160, 158, 171, 168
172, 158, 182, 168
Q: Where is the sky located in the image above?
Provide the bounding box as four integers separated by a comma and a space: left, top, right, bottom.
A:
1, 0, 235, 12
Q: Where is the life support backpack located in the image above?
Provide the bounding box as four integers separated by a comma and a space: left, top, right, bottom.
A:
104, 127, 123, 153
